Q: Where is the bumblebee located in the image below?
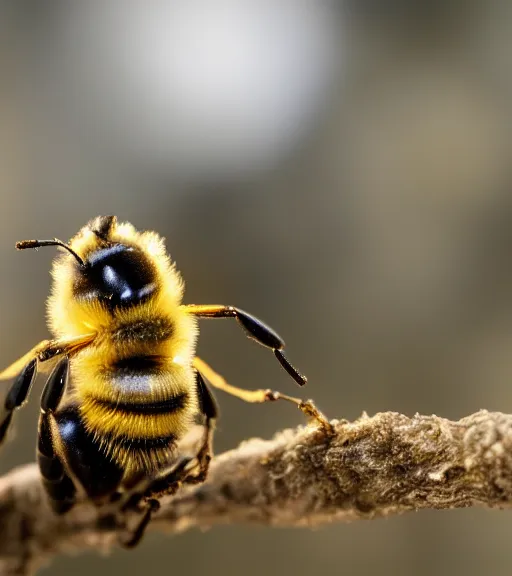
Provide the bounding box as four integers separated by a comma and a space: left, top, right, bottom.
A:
0, 216, 327, 547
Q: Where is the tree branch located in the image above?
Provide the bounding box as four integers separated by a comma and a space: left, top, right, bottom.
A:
1, 409, 512, 575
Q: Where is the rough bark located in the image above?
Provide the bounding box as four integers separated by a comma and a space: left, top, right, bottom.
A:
1, 410, 512, 575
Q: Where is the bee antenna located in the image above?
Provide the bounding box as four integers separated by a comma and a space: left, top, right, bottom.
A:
15, 238, 86, 267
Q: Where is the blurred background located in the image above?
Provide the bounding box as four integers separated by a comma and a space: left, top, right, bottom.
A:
1, 1, 511, 575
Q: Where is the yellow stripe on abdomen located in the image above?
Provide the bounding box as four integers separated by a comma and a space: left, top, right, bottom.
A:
80, 391, 196, 439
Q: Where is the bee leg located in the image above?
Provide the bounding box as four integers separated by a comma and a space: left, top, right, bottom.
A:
37, 358, 77, 514
186, 370, 217, 485
100, 493, 158, 549
118, 497, 160, 549
184, 305, 307, 386
143, 456, 197, 500
0, 358, 37, 448
117, 457, 195, 548
194, 356, 332, 432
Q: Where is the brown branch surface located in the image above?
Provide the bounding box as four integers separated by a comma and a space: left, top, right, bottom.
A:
1, 410, 512, 575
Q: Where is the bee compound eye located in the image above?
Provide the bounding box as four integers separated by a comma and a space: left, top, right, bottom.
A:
75, 244, 157, 308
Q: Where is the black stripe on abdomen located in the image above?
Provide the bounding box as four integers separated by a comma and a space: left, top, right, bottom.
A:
109, 432, 177, 452
110, 355, 164, 374
93, 393, 188, 415
100, 355, 168, 398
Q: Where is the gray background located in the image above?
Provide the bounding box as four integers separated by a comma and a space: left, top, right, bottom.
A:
1, 2, 511, 575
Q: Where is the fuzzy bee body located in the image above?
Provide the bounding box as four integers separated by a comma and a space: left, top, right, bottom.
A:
0, 215, 327, 547
47, 216, 201, 479
67, 314, 198, 473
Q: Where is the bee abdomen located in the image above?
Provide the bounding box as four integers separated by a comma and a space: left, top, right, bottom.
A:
76, 352, 198, 455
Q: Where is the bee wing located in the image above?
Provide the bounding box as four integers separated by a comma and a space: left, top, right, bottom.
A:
0, 333, 96, 381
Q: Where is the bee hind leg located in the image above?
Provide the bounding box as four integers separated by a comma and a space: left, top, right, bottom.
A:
116, 496, 161, 549
193, 356, 332, 432
93, 484, 160, 549
116, 456, 196, 549
118, 461, 196, 549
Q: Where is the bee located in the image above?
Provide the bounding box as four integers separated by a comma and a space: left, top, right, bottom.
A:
0, 216, 328, 547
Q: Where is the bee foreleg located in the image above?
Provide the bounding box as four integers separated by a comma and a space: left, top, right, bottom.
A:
38, 358, 77, 514
0, 358, 37, 448
184, 304, 307, 387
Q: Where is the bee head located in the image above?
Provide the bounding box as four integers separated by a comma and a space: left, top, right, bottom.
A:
16, 216, 159, 312
71, 216, 157, 310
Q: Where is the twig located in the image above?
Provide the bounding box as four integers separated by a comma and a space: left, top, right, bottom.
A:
1, 409, 512, 575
